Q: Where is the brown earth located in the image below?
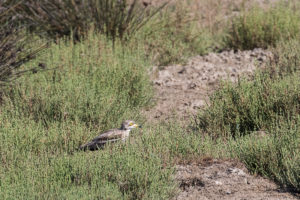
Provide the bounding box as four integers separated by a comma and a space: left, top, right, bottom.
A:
174, 159, 299, 200
144, 48, 273, 122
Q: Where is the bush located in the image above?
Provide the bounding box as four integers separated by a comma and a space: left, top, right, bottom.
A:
232, 119, 300, 192
0, 2, 46, 87
269, 39, 300, 77
226, 4, 300, 50
17, 0, 167, 43
194, 73, 300, 138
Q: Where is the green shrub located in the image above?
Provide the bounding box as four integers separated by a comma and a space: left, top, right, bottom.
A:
231, 119, 300, 192
270, 39, 300, 77
226, 4, 300, 50
1, 33, 152, 130
194, 73, 300, 138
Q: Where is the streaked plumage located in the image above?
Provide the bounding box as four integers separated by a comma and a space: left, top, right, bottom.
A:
79, 120, 139, 151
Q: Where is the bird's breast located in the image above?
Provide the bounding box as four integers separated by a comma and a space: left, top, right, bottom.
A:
122, 130, 130, 139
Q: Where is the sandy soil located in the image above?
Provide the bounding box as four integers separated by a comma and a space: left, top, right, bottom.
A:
174, 159, 299, 200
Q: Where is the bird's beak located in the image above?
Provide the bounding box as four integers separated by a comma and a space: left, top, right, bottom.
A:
133, 124, 142, 128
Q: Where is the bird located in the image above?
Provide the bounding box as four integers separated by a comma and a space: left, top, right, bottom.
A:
78, 120, 140, 151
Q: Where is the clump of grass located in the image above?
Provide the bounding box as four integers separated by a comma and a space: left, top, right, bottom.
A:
88, 0, 168, 44
0, 2, 46, 87
17, 0, 90, 41
18, 0, 167, 43
226, 4, 300, 50
194, 73, 300, 138
269, 39, 300, 77
231, 119, 300, 192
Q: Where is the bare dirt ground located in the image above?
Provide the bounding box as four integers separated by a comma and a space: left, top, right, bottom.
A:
145, 48, 273, 121
143, 49, 300, 199
174, 159, 299, 200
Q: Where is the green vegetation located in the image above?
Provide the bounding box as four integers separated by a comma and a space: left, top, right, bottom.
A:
0, 118, 175, 199
193, 72, 300, 191
226, 4, 300, 50
1, 0, 300, 199
270, 39, 300, 76
232, 120, 300, 192
194, 73, 300, 138
137, 2, 216, 65
0, 32, 164, 199
2, 34, 152, 130
194, 29, 300, 190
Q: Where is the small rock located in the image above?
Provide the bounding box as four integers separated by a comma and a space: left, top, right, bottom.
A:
178, 67, 186, 74
226, 190, 232, 195
189, 83, 197, 89
215, 181, 222, 185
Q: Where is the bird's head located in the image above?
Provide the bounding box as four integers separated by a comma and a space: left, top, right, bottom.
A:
120, 120, 141, 131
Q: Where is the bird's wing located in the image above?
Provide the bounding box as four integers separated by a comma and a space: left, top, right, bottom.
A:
91, 129, 125, 142
79, 129, 125, 151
